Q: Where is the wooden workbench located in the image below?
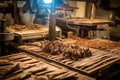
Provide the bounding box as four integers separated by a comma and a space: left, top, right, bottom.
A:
56, 18, 113, 37
57, 18, 113, 26
7, 25, 62, 44
18, 38, 120, 79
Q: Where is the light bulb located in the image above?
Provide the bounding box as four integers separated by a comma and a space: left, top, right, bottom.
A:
43, 0, 52, 4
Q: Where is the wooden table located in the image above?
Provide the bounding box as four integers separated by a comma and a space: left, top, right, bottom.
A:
56, 18, 113, 37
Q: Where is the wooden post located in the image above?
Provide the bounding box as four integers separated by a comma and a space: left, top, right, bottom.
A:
49, 0, 56, 41
91, 3, 96, 19
13, 1, 18, 24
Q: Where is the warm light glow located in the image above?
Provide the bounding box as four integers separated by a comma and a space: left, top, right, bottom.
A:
43, 0, 52, 4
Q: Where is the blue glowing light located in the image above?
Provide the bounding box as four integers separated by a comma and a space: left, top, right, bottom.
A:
43, 0, 52, 4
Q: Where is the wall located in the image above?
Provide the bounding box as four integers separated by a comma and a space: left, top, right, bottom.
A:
67, 1, 86, 18
75, 1, 86, 18
95, 0, 120, 40
66, 1, 76, 17
0, 13, 14, 26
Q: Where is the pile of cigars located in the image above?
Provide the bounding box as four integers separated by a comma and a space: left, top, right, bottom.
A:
0, 52, 94, 80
